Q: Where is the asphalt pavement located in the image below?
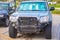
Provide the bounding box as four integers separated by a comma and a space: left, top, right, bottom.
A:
0, 14, 60, 40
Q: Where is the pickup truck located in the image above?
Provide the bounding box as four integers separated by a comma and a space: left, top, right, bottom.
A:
9, 1, 55, 39
0, 2, 14, 26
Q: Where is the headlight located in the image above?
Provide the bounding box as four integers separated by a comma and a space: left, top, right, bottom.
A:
10, 16, 18, 22
0, 15, 4, 17
40, 16, 49, 23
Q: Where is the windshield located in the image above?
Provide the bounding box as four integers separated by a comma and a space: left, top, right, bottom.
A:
17, 2, 47, 11
0, 3, 9, 10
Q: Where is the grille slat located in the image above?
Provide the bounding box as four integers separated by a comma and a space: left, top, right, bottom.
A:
18, 17, 37, 25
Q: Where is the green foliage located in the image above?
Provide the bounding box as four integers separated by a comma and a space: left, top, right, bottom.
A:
16, 0, 22, 4
0, 0, 7, 1
16, 0, 22, 7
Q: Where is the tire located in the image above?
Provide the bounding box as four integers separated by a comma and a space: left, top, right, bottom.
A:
45, 22, 52, 39
9, 23, 17, 38
5, 18, 9, 27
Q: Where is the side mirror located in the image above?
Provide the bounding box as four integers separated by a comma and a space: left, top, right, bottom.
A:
10, 9, 15, 13
50, 7, 55, 11
8, 7, 15, 15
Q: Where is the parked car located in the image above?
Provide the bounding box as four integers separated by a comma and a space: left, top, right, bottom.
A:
0, 2, 14, 26
9, 1, 55, 39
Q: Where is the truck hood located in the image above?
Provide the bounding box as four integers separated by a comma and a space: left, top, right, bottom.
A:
0, 10, 8, 14
12, 11, 49, 20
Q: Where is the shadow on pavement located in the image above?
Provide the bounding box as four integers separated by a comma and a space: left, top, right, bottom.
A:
0, 24, 8, 27
16, 32, 50, 40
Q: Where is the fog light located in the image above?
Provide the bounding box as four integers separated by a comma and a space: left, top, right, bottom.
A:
12, 23, 16, 26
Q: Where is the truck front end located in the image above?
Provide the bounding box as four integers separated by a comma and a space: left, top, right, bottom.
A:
9, 1, 54, 39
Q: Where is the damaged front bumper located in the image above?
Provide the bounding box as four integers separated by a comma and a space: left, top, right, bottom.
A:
18, 22, 48, 33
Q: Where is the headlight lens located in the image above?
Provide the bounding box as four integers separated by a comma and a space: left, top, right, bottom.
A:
0, 15, 4, 17
40, 16, 49, 23
10, 16, 18, 22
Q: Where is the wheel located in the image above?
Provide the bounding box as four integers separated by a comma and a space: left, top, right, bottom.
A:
5, 18, 9, 27
9, 23, 17, 38
45, 22, 52, 39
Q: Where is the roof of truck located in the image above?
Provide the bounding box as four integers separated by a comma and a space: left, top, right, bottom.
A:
21, 1, 48, 3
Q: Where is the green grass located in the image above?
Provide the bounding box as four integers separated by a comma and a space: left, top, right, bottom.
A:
51, 10, 60, 14
49, 4, 60, 8
49, 4, 60, 14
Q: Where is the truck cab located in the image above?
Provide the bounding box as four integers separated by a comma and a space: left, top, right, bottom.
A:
9, 1, 55, 39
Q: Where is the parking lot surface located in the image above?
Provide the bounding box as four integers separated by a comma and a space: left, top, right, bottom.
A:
0, 15, 60, 40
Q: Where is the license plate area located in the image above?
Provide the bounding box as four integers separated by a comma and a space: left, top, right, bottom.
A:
20, 25, 37, 32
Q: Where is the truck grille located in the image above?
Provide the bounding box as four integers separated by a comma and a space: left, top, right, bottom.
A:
18, 17, 37, 25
